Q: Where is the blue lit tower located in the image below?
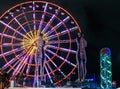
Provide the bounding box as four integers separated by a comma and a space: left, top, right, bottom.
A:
100, 48, 112, 89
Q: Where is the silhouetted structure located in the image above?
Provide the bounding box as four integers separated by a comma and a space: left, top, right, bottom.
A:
76, 32, 87, 83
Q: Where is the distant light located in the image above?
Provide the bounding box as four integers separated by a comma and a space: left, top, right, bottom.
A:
32, 1, 35, 4
42, 5, 44, 8
9, 12, 14, 15
36, 5, 39, 8
71, 21, 74, 24
61, 12, 65, 15
55, 9, 59, 14
29, 5, 32, 8
22, 6, 26, 10
5, 16, 9, 19
16, 9, 20, 12
85, 78, 95, 82
49, 7, 52, 10
112, 81, 116, 85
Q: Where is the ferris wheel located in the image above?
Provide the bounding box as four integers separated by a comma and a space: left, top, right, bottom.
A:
0, 1, 81, 87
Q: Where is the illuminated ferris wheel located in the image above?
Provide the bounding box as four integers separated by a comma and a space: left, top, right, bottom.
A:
0, 1, 81, 87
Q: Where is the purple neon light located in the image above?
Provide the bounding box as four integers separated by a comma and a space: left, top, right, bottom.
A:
1, 43, 22, 47
2, 52, 24, 70
12, 15, 27, 32
33, 2, 36, 30
12, 53, 30, 77
45, 53, 66, 77
0, 48, 22, 58
38, 3, 48, 31
21, 7, 32, 31
48, 26, 78, 40
48, 44, 76, 54
11, 46, 33, 77
42, 14, 56, 33
44, 65, 54, 84
46, 49, 76, 67
46, 61, 55, 75
41, 7, 60, 34
45, 16, 70, 36
48, 39, 76, 44
0, 20, 24, 36
8, 59, 19, 73
0, 33, 22, 41
26, 55, 33, 74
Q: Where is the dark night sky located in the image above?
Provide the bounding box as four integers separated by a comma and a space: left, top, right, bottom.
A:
0, 0, 120, 87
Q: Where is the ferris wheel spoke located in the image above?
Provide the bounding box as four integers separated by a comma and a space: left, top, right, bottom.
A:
24, 31, 35, 40
48, 26, 78, 40
48, 39, 76, 44
29, 30, 36, 38
32, 1, 36, 30
11, 46, 33, 76
0, 48, 22, 58
20, 59, 28, 74
21, 6, 32, 31
42, 14, 56, 34
12, 55, 28, 75
8, 53, 25, 73
12, 53, 30, 77
23, 31, 34, 40
0, 20, 24, 36
46, 49, 76, 67
8, 51, 26, 75
45, 60, 55, 76
1, 43, 22, 47
10, 14, 27, 33
26, 55, 33, 74
0, 33, 22, 41
8, 59, 20, 73
44, 65, 54, 84
2, 58, 16, 71
45, 16, 70, 36
45, 53, 66, 77
45, 53, 55, 75
38, 2, 48, 31
42, 7, 60, 34
1, 52, 24, 71
48, 45, 76, 54
8, 52, 25, 74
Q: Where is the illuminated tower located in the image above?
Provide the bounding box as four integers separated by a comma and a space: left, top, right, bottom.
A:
100, 48, 112, 89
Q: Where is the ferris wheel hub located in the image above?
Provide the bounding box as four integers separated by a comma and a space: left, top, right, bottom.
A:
21, 30, 39, 55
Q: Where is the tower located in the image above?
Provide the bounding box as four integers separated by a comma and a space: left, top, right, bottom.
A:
100, 48, 112, 89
